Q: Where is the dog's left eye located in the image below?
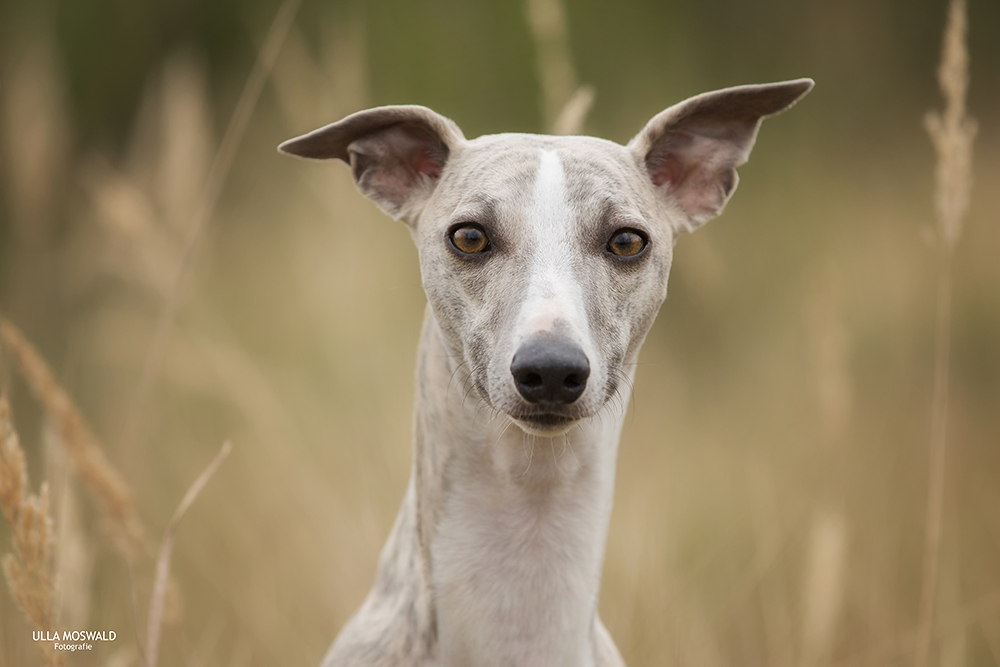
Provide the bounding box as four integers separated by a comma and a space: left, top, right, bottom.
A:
450, 223, 490, 254
607, 229, 647, 257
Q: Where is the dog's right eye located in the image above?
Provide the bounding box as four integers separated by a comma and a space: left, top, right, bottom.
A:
449, 224, 490, 255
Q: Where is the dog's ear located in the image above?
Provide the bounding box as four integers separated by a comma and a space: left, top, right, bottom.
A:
279, 105, 465, 223
628, 78, 813, 233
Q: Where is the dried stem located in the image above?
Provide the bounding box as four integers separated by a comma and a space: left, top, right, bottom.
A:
1, 319, 147, 559
120, 0, 301, 457
552, 85, 595, 137
525, 0, 595, 134
915, 2, 976, 667
146, 441, 232, 667
925, 0, 976, 252
0, 394, 63, 667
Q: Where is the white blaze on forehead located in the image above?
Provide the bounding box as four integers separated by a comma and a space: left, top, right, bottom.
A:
515, 149, 591, 350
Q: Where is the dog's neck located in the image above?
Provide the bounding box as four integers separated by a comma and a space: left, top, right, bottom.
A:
409, 309, 627, 667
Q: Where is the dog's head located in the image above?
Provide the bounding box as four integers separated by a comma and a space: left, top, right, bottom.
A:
280, 80, 812, 435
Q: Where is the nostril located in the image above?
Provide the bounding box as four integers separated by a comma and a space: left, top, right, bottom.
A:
563, 374, 583, 389
523, 373, 543, 388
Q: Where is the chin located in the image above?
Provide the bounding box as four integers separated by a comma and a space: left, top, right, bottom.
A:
511, 413, 582, 437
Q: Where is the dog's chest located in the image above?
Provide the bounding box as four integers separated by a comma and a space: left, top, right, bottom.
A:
428, 447, 608, 667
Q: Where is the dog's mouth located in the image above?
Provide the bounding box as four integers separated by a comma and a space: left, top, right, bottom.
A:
519, 412, 575, 427
508, 410, 582, 435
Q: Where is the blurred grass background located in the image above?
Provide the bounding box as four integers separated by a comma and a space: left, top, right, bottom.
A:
0, 0, 998, 665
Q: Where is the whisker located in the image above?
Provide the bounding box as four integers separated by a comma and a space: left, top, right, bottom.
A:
461, 364, 484, 411
565, 433, 580, 468
519, 434, 535, 478
610, 367, 637, 424
489, 417, 513, 450
472, 395, 490, 426
549, 439, 563, 474
445, 359, 469, 403
616, 363, 643, 420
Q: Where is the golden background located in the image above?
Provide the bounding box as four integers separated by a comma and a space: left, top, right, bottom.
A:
1, 0, 998, 665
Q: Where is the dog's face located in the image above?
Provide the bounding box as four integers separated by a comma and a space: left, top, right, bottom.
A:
413, 135, 673, 434
280, 80, 812, 435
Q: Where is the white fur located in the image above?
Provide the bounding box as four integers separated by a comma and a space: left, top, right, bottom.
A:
507, 149, 603, 427
431, 150, 621, 666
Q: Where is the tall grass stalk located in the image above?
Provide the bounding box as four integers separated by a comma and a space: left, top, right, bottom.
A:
0, 319, 147, 559
915, 1, 976, 667
0, 394, 62, 667
146, 441, 231, 667
120, 0, 301, 458
525, 0, 593, 135
45, 424, 94, 631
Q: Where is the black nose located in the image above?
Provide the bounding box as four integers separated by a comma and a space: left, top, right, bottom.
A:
510, 335, 590, 405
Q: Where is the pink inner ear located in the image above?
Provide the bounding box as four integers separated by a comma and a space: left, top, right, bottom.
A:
412, 149, 443, 180
647, 138, 732, 222
649, 155, 690, 189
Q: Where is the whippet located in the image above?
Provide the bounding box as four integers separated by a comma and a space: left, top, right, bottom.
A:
279, 78, 814, 667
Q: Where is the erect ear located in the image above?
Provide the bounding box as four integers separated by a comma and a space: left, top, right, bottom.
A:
628, 78, 813, 233
279, 105, 465, 223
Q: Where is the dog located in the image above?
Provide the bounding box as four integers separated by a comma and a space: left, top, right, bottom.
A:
280, 77, 813, 667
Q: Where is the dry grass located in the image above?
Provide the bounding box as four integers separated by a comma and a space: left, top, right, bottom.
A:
0, 394, 63, 667
45, 423, 95, 633
146, 441, 231, 667
1, 1, 998, 666
0, 4, 315, 663
915, 2, 977, 667
801, 510, 848, 667
925, 0, 977, 253
2, 319, 233, 667
525, 0, 594, 134
120, 0, 302, 459
0, 319, 146, 560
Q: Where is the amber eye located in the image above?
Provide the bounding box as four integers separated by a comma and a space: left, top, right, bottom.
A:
450, 224, 490, 254
607, 229, 647, 257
